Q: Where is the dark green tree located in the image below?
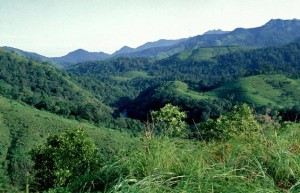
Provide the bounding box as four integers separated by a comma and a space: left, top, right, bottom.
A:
30, 128, 100, 189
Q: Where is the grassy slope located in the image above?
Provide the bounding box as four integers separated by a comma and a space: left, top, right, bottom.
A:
113, 122, 300, 192
0, 96, 137, 190
169, 74, 300, 109
210, 74, 300, 108
112, 70, 153, 81
173, 46, 251, 61
173, 81, 216, 100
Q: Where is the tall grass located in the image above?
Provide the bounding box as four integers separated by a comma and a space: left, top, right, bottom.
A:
100, 123, 300, 193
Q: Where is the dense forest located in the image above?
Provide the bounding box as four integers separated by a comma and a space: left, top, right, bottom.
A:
0, 49, 113, 124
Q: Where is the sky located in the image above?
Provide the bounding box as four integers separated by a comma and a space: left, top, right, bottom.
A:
0, 0, 300, 57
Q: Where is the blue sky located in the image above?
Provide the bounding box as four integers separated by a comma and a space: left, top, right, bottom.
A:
0, 0, 300, 56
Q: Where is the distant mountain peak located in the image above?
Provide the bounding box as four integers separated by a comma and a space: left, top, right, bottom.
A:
112, 46, 135, 56
52, 48, 110, 65
74, 48, 86, 52
112, 38, 187, 56
69, 49, 89, 54
265, 18, 300, 26
264, 19, 285, 26
203, 29, 229, 35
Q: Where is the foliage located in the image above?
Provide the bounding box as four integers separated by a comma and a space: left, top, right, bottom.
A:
0, 48, 112, 124
151, 104, 187, 137
125, 81, 232, 123
30, 129, 100, 189
199, 104, 261, 141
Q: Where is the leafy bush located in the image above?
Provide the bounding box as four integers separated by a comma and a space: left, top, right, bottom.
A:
30, 129, 100, 190
151, 104, 187, 137
199, 104, 261, 140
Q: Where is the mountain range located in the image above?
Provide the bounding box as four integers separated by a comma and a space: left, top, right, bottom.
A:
2, 18, 300, 67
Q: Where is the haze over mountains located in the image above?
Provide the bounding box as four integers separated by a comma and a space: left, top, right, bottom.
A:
2, 19, 300, 67
51, 49, 110, 65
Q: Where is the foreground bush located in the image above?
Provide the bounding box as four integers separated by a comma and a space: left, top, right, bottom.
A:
198, 104, 261, 141
31, 128, 100, 190
151, 104, 187, 137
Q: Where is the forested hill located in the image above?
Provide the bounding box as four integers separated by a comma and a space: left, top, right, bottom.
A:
66, 39, 300, 122
68, 39, 300, 97
2, 46, 62, 68
155, 39, 300, 85
0, 48, 113, 124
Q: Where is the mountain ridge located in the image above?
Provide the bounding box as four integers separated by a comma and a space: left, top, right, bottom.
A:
3, 18, 300, 66
107, 18, 300, 59
51, 48, 110, 65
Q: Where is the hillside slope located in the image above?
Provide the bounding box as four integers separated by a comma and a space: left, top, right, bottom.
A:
67, 39, 300, 112
0, 96, 137, 190
2, 46, 62, 68
170, 46, 251, 62
113, 38, 187, 57
124, 74, 300, 122
0, 48, 112, 123
210, 74, 300, 108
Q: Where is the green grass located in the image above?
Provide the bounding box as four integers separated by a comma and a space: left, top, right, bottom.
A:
210, 74, 300, 108
175, 46, 251, 61
173, 81, 217, 100
0, 96, 138, 191
169, 75, 300, 109
112, 71, 153, 81
105, 122, 300, 193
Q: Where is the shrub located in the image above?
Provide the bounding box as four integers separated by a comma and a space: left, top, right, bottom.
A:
199, 104, 261, 141
151, 104, 187, 137
30, 128, 100, 190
